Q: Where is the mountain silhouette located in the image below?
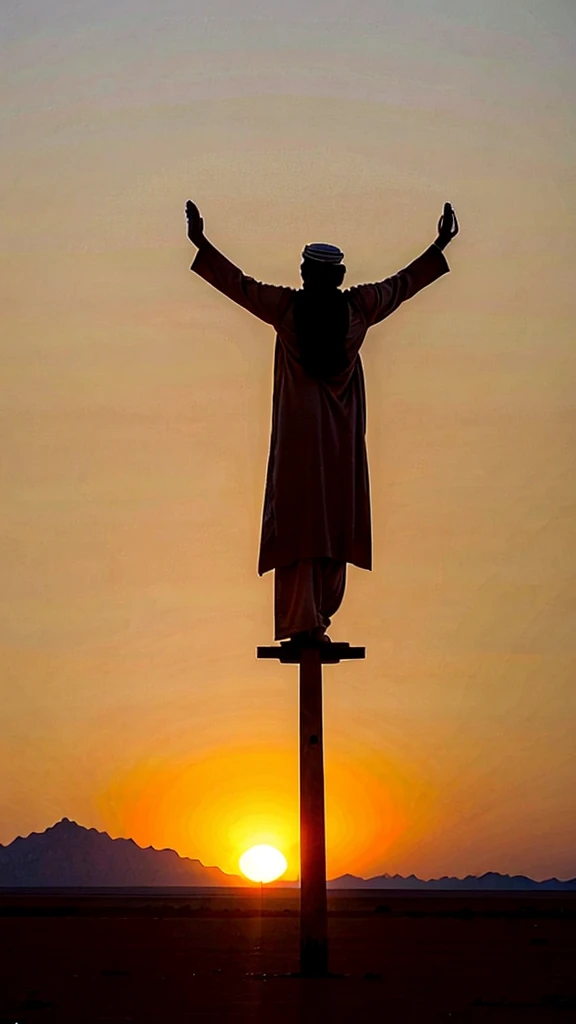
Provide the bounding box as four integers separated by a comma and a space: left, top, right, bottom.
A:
0, 819, 243, 887
328, 871, 576, 891
2, 820, 575, 889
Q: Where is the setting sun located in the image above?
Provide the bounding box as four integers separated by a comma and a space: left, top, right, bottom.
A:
239, 845, 288, 884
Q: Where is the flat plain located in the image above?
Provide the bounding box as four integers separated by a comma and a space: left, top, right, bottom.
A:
1, 889, 575, 1022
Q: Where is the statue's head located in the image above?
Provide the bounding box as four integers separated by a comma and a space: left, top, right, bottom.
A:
299, 243, 346, 290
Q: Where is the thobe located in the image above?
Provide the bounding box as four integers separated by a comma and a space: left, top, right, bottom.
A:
191, 239, 449, 637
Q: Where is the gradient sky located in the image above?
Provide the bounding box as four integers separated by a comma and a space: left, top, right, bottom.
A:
2, 0, 575, 881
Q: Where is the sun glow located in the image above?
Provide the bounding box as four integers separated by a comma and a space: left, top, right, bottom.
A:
240, 844, 288, 884
100, 743, 426, 879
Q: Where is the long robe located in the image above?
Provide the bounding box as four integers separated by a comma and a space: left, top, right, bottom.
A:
191, 240, 450, 575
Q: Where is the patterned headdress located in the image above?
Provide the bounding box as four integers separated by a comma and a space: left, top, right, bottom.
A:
301, 243, 345, 264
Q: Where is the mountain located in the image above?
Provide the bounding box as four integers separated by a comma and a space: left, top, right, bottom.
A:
2, 820, 575, 890
0, 819, 244, 887
328, 871, 576, 891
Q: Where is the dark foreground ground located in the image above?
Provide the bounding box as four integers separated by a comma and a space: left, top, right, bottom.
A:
1, 889, 575, 1022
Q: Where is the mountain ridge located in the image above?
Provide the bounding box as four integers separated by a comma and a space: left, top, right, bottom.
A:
0, 818, 244, 887
1, 820, 575, 889
327, 871, 576, 891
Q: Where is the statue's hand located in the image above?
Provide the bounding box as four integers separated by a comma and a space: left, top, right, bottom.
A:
185, 200, 205, 246
436, 202, 459, 247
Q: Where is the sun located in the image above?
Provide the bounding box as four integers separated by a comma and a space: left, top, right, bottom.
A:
239, 844, 288, 884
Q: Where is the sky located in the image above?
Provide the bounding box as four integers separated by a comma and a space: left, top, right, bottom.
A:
2, 0, 575, 881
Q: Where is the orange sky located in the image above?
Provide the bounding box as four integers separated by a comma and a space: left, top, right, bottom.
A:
2, 0, 576, 880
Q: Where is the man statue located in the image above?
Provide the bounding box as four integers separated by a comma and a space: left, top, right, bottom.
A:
186, 199, 459, 646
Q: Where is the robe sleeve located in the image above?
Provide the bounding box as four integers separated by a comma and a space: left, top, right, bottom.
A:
350, 243, 450, 327
190, 240, 293, 328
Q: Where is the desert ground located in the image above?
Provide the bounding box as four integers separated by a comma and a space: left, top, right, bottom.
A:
1, 889, 574, 1022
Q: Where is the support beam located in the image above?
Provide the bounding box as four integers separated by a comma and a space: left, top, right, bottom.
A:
299, 646, 328, 975
257, 641, 365, 977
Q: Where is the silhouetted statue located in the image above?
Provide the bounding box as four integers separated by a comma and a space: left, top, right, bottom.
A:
186, 199, 459, 645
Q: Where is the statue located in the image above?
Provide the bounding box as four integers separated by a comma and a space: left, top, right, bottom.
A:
186, 199, 459, 646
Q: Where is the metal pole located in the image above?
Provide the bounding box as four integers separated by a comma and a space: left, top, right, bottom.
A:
299, 646, 328, 976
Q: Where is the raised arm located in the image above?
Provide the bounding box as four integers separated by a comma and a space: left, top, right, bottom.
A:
350, 202, 459, 327
185, 200, 292, 328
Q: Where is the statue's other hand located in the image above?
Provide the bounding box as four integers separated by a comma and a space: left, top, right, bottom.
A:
437, 201, 459, 244
185, 200, 205, 245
